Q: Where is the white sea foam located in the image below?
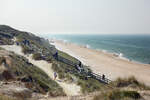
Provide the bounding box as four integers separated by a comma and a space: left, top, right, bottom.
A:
85, 44, 90, 48
113, 52, 129, 61
119, 53, 123, 58
61, 39, 68, 44
102, 49, 107, 53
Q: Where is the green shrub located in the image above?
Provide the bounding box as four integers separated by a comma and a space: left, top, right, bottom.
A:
32, 53, 42, 60
8, 53, 65, 97
52, 59, 107, 94
108, 90, 140, 100
93, 90, 141, 100
0, 56, 5, 65
77, 78, 104, 93
0, 94, 17, 100
111, 76, 150, 90
22, 45, 33, 54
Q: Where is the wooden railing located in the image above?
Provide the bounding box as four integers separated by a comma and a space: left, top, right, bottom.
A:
57, 55, 77, 67
90, 72, 112, 84
54, 55, 112, 84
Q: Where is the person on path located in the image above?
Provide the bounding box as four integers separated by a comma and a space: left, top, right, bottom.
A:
54, 72, 57, 80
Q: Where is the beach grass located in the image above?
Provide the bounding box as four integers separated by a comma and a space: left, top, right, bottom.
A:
2, 53, 65, 97
52, 59, 106, 93
77, 78, 105, 93
93, 89, 141, 100
32, 53, 43, 60
111, 76, 150, 90
0, 94, 18, 100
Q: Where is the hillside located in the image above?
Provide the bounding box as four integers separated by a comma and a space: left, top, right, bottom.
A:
0, 25, 104, 99
0, 25, 150, 100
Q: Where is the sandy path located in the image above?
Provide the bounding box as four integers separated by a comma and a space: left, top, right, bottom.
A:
52, 40, 150, 86
0, 45, 81, 96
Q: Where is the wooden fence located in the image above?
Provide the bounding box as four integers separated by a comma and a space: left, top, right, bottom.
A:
54, 55, 112, 84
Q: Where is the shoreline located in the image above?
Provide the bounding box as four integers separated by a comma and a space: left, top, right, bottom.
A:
50, 38, 148, 65
49, 38, 149, 65
50, 39, 150, 86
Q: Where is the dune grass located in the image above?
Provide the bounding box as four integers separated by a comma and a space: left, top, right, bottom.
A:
77, 78, 105, 93
32, 53, 43, 60
0, 94, 17, 100
1, 53, 65, 97
52, 60, 106, 94
111, 76, 150, 90
93, 89, 141, 100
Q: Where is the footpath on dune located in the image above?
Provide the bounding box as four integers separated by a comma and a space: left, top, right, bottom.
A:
0, 45, 81, 96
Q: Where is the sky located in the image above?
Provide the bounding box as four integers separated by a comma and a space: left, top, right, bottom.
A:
0, 0, 150, 34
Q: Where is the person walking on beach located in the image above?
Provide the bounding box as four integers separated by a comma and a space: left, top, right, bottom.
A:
54, 72, 57, 80
79, 61, 82, 67
102, 74, 105, 80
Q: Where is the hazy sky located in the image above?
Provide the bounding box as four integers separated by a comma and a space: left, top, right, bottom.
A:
1, 0, 150, 34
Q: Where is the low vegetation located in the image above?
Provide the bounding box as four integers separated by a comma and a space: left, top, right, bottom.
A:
0, 38, 14, 45
111, 76, 150, 90
32, 53, 43, 60
52, 60, 105, 93
92, 76, 150, 100
0, 94, 17, 100
0, 53, 65, 97
21, 45, 34, 54
77, 78, 105, 93
93, 90, 141, 100
0, 56, 5, 65
52, 61, 74, 80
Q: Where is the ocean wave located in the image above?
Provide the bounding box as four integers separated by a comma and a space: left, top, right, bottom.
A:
62, 39, 68, 43
85, 44, 91, 48
102, 49, 107, 53
113, 52, 129, 61
96, 49, 108, 53
80, 44, 91, 48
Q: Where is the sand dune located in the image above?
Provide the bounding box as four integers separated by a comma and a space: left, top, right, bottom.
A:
0, 45, 81, 96
52, 40, 150, 86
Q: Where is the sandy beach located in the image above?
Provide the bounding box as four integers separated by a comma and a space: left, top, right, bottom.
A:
52, 39, 150, 86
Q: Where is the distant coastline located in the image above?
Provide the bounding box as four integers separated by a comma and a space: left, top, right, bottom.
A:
49, 38, 149, 65
46, 34, 150, 64
47, 35, 150, 65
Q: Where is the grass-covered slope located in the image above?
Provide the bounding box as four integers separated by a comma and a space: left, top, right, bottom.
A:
0, 25, 105, 94
0, 50, 65, 97
93, 90, 141, 100
111, 76, 150, 90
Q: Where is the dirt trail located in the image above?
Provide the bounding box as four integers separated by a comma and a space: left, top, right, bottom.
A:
0, 45, 81, 96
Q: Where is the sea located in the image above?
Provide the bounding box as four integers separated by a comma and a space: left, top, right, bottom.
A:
41, 34, 150, 64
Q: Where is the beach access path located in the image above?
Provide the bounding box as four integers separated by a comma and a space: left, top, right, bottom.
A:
0, 45, 81, 96
52, 40, 150, 86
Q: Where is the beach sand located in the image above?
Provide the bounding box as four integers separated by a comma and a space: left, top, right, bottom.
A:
52, 40, 150, 86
